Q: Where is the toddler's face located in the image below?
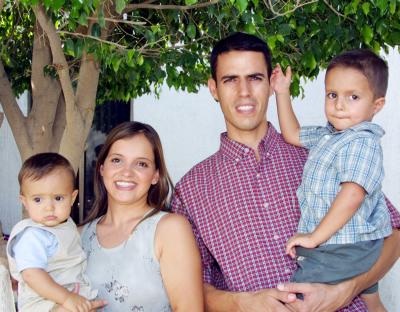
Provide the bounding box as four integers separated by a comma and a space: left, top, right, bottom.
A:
20, 168, 78, 227
324, 66, 384, 131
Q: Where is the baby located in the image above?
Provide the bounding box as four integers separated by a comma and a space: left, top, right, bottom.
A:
7, 153, 97, 311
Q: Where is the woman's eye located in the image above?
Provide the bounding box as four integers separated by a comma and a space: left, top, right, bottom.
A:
55, 196, 64, 201
110, 158, 121, 164
137, 161, 148, 168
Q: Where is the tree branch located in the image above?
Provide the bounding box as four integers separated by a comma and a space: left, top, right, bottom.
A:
58, 30, 126, 49
126, 0, 220, 11
32, 4, 77, 124
265, 0, 318, 17
0, 59, 30, 155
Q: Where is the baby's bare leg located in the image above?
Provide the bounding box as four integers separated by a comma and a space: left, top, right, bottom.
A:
361, 292, 387, 312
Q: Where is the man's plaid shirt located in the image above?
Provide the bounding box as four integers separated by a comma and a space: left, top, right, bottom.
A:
171, 123, 400, 311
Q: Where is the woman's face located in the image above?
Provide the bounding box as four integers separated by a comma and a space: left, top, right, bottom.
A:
100, 134, 159, 208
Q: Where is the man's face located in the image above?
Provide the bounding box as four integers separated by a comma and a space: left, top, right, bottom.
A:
208, 51, 270, 141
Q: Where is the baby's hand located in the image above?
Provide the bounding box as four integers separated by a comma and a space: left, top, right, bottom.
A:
285, 233, 318, 258
62, 292, 92, 312
270, 64, 292, 95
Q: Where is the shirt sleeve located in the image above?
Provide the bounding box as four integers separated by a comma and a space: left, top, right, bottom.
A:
171, 185, 227, 289
299, 126, 329, 149
335, 136, 383, 194
385, 197, 400, 229
11, 227, 58, 272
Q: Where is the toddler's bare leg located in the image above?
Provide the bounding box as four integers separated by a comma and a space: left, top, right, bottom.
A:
361, 292, 387, 312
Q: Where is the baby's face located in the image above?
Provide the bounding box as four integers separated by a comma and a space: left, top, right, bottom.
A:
324, 66, 384, 131
20, 168, 78, 227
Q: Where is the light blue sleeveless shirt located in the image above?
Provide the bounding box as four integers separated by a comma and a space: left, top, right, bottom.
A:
81, 211, 172, 312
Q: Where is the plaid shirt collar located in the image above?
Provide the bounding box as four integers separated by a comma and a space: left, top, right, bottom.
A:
327, 121, 385, 137
219, 122, 281, 161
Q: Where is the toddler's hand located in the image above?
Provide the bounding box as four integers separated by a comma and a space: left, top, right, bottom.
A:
285, 233, 318, 258
62, 292, 92, 312
270, 64, 292, 95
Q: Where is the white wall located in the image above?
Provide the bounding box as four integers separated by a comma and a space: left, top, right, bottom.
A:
0, 92, 28, 234
134, 48, 400, 310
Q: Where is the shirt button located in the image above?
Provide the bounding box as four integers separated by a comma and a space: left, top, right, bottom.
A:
263, 203, 268, 208
324, 135, 330, 139
256, 173, 260, 178
266, 152, 270, 157
244, 148, 249, 153
273, 234, 279, 240
235, 158, 240, 162
284, 268, 292, 274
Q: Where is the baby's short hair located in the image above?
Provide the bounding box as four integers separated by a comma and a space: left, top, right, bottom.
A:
326, 49, 388, 98
18, 153, 76, 190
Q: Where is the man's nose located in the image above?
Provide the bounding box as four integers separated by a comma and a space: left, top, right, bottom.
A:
239, 80, 250, 96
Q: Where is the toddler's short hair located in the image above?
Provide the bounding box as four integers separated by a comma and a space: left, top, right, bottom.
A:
18, 153, 76, 190
326, 49, 388, 98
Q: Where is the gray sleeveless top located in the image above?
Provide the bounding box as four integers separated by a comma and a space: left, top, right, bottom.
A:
81, 211, 172, 312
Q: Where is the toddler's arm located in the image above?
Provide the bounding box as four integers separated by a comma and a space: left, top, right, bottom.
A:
286, 182, 366, 257
21, 268, 92, 312
270, 64, 301, 147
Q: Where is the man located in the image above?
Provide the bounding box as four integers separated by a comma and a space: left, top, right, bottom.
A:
171, 32, 400, 311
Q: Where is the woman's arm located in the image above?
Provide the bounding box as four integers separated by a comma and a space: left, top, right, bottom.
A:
156, 214, 204, 312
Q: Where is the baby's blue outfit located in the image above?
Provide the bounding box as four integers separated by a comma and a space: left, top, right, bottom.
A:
292, 121, 392, 293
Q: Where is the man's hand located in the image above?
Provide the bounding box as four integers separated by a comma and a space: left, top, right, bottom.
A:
286, 233, 319, 258
235, 288, 297, 312
270, 64, 292, 95
278, 281, 355, 312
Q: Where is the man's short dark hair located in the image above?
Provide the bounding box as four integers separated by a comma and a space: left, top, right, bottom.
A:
326, 49, 388, 98
210, 32, 272, 81
18, 152, 76, 190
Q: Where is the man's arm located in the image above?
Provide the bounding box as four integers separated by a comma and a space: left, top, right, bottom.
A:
281, 228, 400, 312
204, 283, 296, 312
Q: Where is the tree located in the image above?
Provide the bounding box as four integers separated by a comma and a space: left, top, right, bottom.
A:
1, 0, 400, 174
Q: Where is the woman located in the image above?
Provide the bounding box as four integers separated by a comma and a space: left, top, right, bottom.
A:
80, 121, 203, 311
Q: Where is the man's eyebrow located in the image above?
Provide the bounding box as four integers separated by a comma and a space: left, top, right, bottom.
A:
247, 72, 266, 78
220, 74, 238, 81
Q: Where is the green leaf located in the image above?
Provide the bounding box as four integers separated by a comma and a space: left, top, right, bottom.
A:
91, 23, 101, 37
303, 51, 317, 70
64, 39, 75, 57
75, 40, 83, 59
137, 54, 144, 66
236, 0, 248, 13
115, 0, 126, 14
112, 57, 122, 72
376, 0, 387, 15
98, 9, 105, 28
390, 0, 396, 14
187, 22, 196, 39
362, 25, 373, 44
78, 12, 88, 26
361, 3, 370, 15
185, 0, 198, 5
52, 0, 65, 10
244, 23, 256, 34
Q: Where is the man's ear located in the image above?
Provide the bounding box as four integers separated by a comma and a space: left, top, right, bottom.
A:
373, 97, 385, 115
208, 78, 219, 102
